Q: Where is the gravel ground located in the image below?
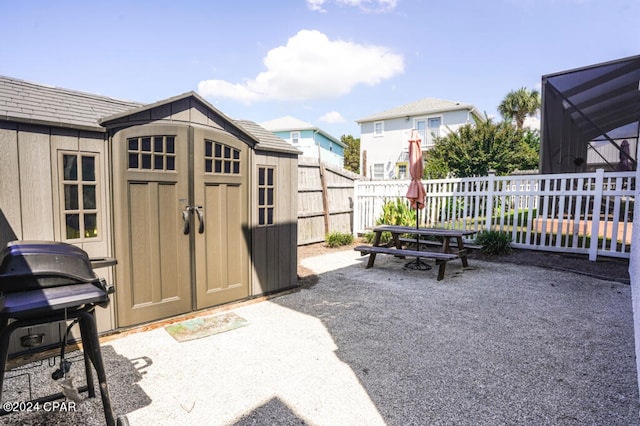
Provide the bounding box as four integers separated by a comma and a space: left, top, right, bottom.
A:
2, 247, 638, 425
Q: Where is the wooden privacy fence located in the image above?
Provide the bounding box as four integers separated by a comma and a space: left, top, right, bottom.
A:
353, 169, 636, 260
297, 158, 359, 245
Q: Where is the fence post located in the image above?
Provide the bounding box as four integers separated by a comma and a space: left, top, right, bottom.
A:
319, 160, 330, 235
353, 180, 360, 237
486, 170, 496, 232
588, 168, 604, 261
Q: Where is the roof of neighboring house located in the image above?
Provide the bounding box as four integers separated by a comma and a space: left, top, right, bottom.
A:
0, 75, 142, 132
261, 115, 346, 148
355, 97, 483, 123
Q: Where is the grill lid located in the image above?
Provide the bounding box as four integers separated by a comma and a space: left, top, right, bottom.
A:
0, 241, 99, 293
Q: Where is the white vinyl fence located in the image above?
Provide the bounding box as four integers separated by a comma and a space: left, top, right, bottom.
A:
354, 169, 635, 260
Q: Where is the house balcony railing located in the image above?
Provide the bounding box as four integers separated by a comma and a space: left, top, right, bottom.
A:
416, 129, 438, 148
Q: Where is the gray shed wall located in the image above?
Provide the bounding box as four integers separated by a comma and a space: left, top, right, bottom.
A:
251, 151, 299, 295
0, 121, 116, 355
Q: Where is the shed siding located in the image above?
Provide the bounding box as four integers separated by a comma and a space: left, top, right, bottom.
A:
49, 128, 115, 332
251, 152, 298, 295
0, 122, 115, 355
0, 122, 22, 245
18, 125, 54, 240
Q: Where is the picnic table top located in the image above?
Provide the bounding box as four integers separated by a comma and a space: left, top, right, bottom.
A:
372, 224, 475, 237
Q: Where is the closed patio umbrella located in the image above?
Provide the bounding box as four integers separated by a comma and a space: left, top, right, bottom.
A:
405, 130, 429, 270
406, 130, 426, 210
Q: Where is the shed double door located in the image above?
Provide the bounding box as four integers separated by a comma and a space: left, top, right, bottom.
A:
114, 125, 249, 327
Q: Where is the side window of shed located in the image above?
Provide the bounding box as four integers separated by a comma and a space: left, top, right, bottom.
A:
258, 166, 275, 226
60, 153, 99, 240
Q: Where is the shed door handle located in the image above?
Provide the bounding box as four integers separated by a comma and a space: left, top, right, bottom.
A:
182, 209, 190, 235
194, 206, 204, 234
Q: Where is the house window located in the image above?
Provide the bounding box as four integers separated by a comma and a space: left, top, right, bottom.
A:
428, 117, 441, 145
373, 121, 384, 137
258, 166, 275, 226
415, 117, 442, 147
60, 153, 99, 240
128, 136, 176, 170
291, 131, 300, 145
205, 140, 241, 174
397, 164, 407, 179
372, 163, 385, 180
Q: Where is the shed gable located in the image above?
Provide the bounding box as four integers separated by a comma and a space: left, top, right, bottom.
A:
99, 92, 259, 150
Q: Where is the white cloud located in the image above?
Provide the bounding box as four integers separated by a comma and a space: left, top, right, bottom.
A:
319, 111, 346, 123
198, 30, 404, 104
307, 0, 327, 12
197, 80, 264, 104
307, 0, 398, 13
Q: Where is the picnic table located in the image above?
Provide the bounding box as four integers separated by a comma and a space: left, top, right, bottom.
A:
354, 225, 475, 280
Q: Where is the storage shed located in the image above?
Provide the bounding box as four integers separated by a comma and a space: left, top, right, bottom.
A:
0, 76, 300, 352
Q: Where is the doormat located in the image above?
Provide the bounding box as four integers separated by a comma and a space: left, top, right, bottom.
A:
165, 312, 249, 342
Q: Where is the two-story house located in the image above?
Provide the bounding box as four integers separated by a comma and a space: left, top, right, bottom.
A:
356, 98, 483, 179
261, 116, 346, 168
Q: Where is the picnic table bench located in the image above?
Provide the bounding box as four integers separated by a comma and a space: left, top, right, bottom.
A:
354, 225, 475, 281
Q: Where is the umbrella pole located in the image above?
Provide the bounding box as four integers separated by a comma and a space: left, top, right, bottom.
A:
416, 207, 420, 251
405, 204, 430, 271
416, 207, 423, 267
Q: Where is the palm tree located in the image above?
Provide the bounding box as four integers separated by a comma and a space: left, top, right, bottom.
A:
498, 87, 541, 129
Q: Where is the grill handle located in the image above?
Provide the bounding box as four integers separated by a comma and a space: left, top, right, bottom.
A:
90, 258, 117, 269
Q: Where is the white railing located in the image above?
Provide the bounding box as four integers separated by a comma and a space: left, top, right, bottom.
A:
354, 169, 636, 260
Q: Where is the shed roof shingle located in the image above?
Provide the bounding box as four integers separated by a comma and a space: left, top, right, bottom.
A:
0, 76, 302, 156
0, 76, 142, 132
234, 119, 302, 155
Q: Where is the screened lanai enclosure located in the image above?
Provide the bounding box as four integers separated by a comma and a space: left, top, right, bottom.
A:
540, 55, 640, 174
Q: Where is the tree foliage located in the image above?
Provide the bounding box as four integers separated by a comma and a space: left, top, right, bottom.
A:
424, 119, 539, 178
498, 87, 541, 129
342, 134, 360, 173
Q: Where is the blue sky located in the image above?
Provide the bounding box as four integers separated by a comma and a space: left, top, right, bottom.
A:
1, 0, 638, 138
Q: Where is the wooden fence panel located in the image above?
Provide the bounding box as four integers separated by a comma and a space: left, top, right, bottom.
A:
297, 159, 359, 245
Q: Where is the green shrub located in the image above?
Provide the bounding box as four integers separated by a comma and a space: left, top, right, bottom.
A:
475, 230, 512, 255
376, 197, 417, 227
369, 198, 419, 244
325, 232, 354, 248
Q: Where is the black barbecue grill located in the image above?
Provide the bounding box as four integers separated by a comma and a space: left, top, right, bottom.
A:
0, 241, 120, 425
